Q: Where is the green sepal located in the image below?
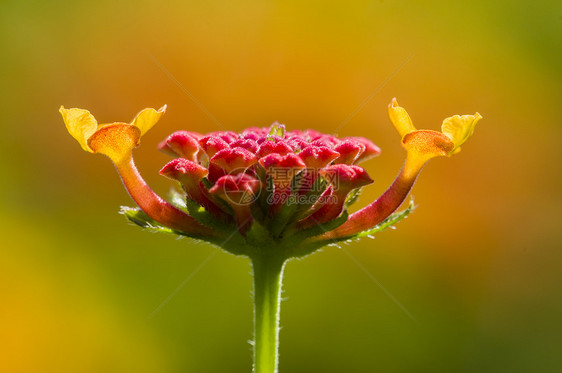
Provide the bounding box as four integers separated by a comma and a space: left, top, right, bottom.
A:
353, 198, 415, 239
120, 206, 182, 236
185, 198, 235, 231
344, 188, 361, 208
292, 199, 416, 257
267, 174, 327, 237
292, 174, 327, 219
168, 188, 188, 210
287, 209, 349, 244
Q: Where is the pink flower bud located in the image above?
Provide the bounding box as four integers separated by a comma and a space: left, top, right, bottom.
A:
158, 130, 201, 161
206, 131, 238, 144
209, 173, 261, 233
310, 135, 341, 148
319, 164, 373, 194
241, 127, 269, 141
259, 153, 306, 207
257, 140, 294, 158
298, 165, 372, 228
209, 173, 261, 202
199, 135, 231, 158
333, 140, 366, 165
343, 136, 381, 163
259, 153, 306, 171
159, 158, 208, 184
211, 147, 258, 174
160, 158, 228, 219
231, 138, 259, 154
286, 136, 309, 152
298, 145, 340, 169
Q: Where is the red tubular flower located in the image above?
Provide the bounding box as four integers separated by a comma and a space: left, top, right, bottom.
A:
259, 153, 306, 209
209, 173, 261, 234
159, 158, 230, 221
59, 106, 219, 239
297, 164, 373, 229
318, 98, 481, 242
296, 145, 340, 195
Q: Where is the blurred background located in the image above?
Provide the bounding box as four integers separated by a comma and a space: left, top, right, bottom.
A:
1, 0, 561, 371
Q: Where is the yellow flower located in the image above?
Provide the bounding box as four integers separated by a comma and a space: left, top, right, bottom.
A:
388, 98, 482, 172
59, 106, 166, 163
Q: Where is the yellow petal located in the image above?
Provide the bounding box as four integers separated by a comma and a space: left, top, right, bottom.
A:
441, 113, 482, 155
87, 123, 141, 164
59, 106, 98, 152
401, 129, 455, 168
130, 105, 167, 136
388, 98, 416, 138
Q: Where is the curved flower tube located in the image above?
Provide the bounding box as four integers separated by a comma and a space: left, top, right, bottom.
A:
316, 98, 482, 242
59, 106, 220, 240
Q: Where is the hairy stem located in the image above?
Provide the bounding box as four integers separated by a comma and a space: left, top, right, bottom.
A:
252, 254, 286, 373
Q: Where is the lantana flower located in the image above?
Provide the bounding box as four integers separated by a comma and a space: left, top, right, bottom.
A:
61, 99, 480, 373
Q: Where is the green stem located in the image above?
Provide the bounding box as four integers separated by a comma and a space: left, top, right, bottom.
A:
252, 253, 286, 373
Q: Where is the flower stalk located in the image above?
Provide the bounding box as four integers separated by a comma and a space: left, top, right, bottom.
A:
251, 253, 286, 373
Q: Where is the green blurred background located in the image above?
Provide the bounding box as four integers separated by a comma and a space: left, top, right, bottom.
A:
1, 0, 561, 371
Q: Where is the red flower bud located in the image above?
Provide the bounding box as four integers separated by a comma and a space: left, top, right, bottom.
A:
259, 153, 306, 208
199, 135, 231, 158
259, 153, 306, 171
231, 138, 259, 154
209, 173, 261, 233
310, 135, 340, 148
298, 145, 340, 169
160, 158, 229, 219
319, 164, 373, 194
343, 136, 381, 163
158, 130, 201, 161
211, 147, 258, 174
257, 140, 294, 158
241, 127, 269, 141
298, 165, 372, 228
333, 140, 366, 165
206, 131, 238, 144
160, 158, 208, 184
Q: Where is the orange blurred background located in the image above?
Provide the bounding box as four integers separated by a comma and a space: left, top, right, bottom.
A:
1, 0, 561, 371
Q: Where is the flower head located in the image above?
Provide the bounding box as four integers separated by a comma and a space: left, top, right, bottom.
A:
61, 99, 480, 256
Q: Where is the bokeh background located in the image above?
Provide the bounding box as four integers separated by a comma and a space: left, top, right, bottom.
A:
1, 0, 561, 371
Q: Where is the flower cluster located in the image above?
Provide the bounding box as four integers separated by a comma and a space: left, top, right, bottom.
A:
60, 99, 480, 257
